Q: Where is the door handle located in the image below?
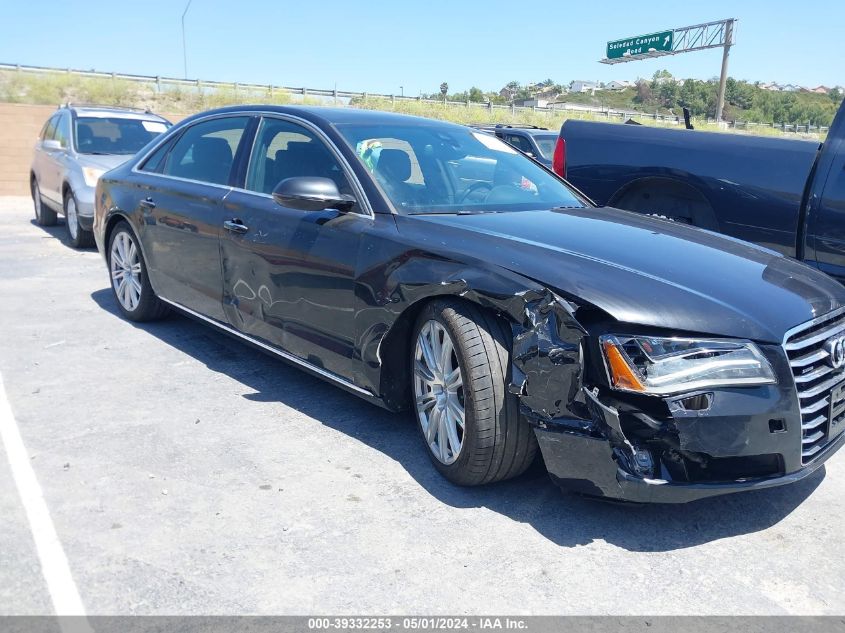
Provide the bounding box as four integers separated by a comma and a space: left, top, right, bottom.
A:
223, 219, 249, 234
139, 197, 156, 209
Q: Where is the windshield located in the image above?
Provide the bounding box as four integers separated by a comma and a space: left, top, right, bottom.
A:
74, 116, 169, 155
336, 123, 586, 214
533, 134, 558, 160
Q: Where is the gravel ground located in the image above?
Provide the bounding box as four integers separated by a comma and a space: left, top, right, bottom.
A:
0, 195, 844, 616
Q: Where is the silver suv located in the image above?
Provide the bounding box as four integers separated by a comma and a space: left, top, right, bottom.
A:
30, 104, 171, 247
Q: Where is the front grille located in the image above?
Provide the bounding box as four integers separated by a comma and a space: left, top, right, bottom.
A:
784, 308, 845, 463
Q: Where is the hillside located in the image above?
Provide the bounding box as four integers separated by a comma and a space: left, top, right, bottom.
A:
550, 78, 843, 127
0, 67, 837, 138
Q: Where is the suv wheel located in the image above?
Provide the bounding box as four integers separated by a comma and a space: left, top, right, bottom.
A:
32, 179, 57, 226
108, 222, 169, 322
64, 191, 94, 248
411, 299, 537, 486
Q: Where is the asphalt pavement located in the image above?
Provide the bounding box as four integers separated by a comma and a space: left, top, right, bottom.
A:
0, 196, 843, 615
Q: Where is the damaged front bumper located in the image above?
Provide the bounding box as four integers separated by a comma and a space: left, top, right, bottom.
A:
528, 342, 845, 503
536, 421, 844, 503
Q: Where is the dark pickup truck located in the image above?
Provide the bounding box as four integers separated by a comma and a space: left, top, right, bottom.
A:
554, 102, 845, 282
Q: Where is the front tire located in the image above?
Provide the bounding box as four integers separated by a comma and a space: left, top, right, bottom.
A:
107, 222, 168, 322
411, 299, 537, 486
64, 191, 94, 248
32, 179, 57, 226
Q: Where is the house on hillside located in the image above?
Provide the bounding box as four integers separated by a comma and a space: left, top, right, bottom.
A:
606, 80, 634, 91
570, 80, 598, 94
810, 86, 831, 94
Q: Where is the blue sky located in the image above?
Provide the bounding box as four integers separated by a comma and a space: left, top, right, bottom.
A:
1, 0, 841, 95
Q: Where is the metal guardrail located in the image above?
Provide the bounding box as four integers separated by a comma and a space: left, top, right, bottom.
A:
0, 62, 830, 135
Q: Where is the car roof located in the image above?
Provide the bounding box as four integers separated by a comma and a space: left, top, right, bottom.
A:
498, 127, 556, 137
468, 124, 554, 137
177, 104, 470, 130
64, 105, 169, 122
520, 128, 556, 136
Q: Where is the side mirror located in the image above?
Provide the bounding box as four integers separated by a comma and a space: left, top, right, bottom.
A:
42, 139, 62, 151
272, 177, 356, 212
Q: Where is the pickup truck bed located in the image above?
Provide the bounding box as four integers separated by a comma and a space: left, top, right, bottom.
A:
562, 120, 821, 257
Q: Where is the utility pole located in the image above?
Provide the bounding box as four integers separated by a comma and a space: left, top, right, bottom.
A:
715, 18, 735, 123
182, 0, 194, 80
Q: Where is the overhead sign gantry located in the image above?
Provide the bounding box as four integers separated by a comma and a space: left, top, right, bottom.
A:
600, 19, 737, 122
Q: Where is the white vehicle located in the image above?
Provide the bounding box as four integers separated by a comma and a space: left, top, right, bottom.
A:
30, 104, 170, 247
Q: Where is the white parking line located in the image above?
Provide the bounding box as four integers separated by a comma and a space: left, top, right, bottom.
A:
0, 371, 90, 625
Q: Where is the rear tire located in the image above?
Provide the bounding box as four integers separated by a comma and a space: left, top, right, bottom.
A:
32, 179, 57, 227
411, 299, 537, 486
64, 191, 94, 248
612, 180, 718, 230
107, 221, 169, 322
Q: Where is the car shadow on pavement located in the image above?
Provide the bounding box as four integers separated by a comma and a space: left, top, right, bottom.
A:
29, 219, 97, 250
90, 288, 824, 552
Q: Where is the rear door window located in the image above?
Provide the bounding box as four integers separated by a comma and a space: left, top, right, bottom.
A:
139, 137, 177, 174
163, 117, 250, 186
505, 134, 533, 154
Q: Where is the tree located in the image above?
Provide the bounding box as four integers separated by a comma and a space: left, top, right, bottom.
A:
725, 78, 754, 110
468, 86, 484, 102
486, 90, 507, 105
515, 85, 533, 100
634, 79, 653, 105
656, 79, 680, 108
679, 79, 709, 116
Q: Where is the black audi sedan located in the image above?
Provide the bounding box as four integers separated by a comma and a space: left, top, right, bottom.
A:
93, 105, 845, 503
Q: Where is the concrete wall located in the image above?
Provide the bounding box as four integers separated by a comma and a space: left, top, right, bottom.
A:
0, 103, 56, 195
0, 103, 185, 196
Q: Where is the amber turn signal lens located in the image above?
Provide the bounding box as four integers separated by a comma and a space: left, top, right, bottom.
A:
602, 340, 646, 392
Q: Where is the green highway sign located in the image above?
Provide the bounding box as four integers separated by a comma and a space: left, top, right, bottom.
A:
606, 30, 674, 60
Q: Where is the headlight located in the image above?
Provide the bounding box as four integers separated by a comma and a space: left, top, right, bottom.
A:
600, 335, 776, 395
82, 167, 105, 187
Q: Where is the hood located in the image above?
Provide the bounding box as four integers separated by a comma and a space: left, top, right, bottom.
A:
77, 154, 132, 171
408, 207, 845, 343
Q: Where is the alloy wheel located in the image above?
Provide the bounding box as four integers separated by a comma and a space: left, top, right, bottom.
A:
413, 320, 465, 465
33, 182, 41, 221
66, 196, 79, 239
110, 231, 143, 312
